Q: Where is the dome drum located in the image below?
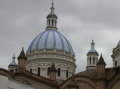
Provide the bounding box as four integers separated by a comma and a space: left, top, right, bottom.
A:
27, 49, 76, 63
26, 60, 76, 80
26, 44, 76, 81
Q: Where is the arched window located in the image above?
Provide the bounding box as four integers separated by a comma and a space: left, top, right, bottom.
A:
93, 57, 95, 64
49, 20, 50, 26
57, 68, 60, 76
115, 61, 117, 66
38, 67, 40, 76
52, 20, 54, 26
30, 69, 32, 73
90, 57, 91, 64
55, 21, 56, 27
47, 67, 50, 75
66, 70, 68, 78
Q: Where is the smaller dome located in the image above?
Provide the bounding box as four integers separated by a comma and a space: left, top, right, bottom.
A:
8, 55, 17, 66
87, 49, 98, 56
88, 49, 97, 53
47, 13, 58, 19
9, 61, 17, 66
87, 40, 98, 55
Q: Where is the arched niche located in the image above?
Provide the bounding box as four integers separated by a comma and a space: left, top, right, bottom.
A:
60, 76, 95, 89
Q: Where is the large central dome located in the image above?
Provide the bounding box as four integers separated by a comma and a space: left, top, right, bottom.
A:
26, 2, 76, 81
27, 29, 73, 53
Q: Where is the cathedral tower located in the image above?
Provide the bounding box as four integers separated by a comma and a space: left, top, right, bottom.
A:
86, 40, 99, 69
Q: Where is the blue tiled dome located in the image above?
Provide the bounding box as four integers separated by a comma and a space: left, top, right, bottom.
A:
27, 30, 73, 53
87, 40, 98, 55
9, 61, 17, 66
88, 49, 97, 53
87, 48, 98, 55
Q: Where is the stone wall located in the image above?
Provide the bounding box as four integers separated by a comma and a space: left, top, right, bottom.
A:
8, 79, 36, 89
0, 75, 8, 89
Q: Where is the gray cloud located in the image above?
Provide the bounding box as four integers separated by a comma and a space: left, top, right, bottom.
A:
0, 0, 120, 73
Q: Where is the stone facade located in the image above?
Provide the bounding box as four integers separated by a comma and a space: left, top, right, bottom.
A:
1, 50, 120, 89
1, 63, 120, 89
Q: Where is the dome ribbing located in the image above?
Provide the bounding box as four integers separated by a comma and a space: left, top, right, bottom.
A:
27, 30, 73, 54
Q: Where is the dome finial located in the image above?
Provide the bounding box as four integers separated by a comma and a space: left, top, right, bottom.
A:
51, 0, 54, 10
91, 40, 95, 49
50, 0, 55, 14
12, 53, 16, 61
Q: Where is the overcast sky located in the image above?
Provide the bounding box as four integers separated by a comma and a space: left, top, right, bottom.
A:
0, 0, 120, 73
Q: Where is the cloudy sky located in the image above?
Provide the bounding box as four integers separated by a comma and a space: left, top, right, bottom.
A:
0, 0, 120, 73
